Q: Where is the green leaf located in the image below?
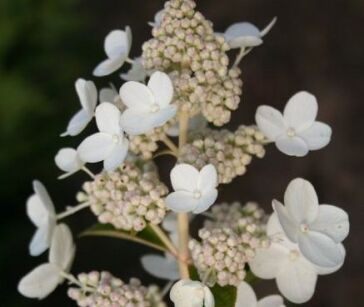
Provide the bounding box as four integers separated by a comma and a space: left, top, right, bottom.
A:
211, 284, 237, 307
80, 223, 168, 253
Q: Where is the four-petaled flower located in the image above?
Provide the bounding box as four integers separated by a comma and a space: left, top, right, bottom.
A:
273, 178, 349, 268
120, 71, 177, 135
61, 79, 97, 137
93, 27, 132, 77
18, 224, 75, 299
26, 180, 57, 256
166, 164, 218, 214
78, 102, 129, 171
55, 148, 85, 179
170, 279, 215, 307
249, 213, 345, 304
255, 91, 332, 157
235, 281, 285, 307
224, 17, 277, 49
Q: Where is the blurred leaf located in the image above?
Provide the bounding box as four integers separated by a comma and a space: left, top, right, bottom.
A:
80, 223, 169, 253
211, 284, 237, 307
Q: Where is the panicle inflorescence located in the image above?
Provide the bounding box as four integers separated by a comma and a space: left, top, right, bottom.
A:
142, 0, 242, 125
68, 271, 166, 307
80, 161, 168, 232
189, 202, 269, 287
179, 125, 266, 184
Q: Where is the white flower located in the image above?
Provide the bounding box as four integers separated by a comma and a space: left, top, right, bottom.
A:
78, 102, 129, 171
255, 91, 332, 157
166, 164, 218, 214
166, 115, 208, 137
249, 213, 345, 304
18, 224, 75, 299
272, 178, 349, 268
235, 281, 285, 307
99, 85, 124, 110
26, 181, 57, 256
224, 17, 277, 49
141, 253, 179, 280
93, 27, 132, 77
148, 10, 165, 28
120, 57, 149, 82
61, 79, 97, 137
120, 71, 177, 135
55, 148, 84, 179
170, 279, 215, 307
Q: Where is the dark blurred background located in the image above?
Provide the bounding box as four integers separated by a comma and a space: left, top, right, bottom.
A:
1, 0, 363, 306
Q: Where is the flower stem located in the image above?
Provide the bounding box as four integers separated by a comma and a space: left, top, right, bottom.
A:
233, 47, 253, 68
82, 166, 96, 179
161, 135, 179, 155
177, 110, 191, 279
57, 202, 90, 220
149, 223, 178, 256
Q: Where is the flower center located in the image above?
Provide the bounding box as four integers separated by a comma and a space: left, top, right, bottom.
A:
300, 223, 309, 233
112, 135, 120, 144
193, 190, 202, 199
150, 103, 160, 113
289, 250, 300, 261
286, 127, 296, 137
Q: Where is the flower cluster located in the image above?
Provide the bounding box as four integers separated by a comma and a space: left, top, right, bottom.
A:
189, 202, 268, 287
80, 161, 168, 231
179, 126, 266, 184
142, 0, 242, 125
68, 272, 166, 307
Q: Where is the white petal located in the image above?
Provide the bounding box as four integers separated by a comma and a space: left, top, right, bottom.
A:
33, 181, 55, 215
166, 191, 198, 213
29, 221, 55, 256
162, 212, 178, 233
314, 244, 346, 275
170, 164, 199, 192
257, 295, 285, 307
283, 92, 318, 131
75, 79, 97, 115
266, 213, 283, 236
193, 189, 218, 214
120, 57, 148, 82
49, 224, 75, 271
298, 122, 332, 150
297, 231, 345, 268
284, 178, 319, 224
120, 81, 154, 111
18, 263, 61, 299
275, 136, 309, 157
141, 254, 179, 280
26, 195, 49, 228
276, 257, 317, 304
235, 281, 257, 307
198, 164, 218, 192
62, 109, 92, 137
260, 17, 278, 37
255, 106, 286, 141
95, 102, 122, 134
99, 87, 117, 103
148, 71, 174, 108
249, 243, 287, 279
103, 138, 129, 171
93, 57, 125, 77
272, 200, 299, 243
104, 30, 129, 59
77, 132, 115, 163
55, 148, 83, 173
224, 22, 262, 48
310, 205, 349, 243
203, 286, 215, 307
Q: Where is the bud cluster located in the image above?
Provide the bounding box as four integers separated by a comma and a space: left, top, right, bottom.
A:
189, 202, 268, 287
80, 161, 168, 232
179, 125, 266, 184
142, 0, 242, 125
68, 271, 166, 307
